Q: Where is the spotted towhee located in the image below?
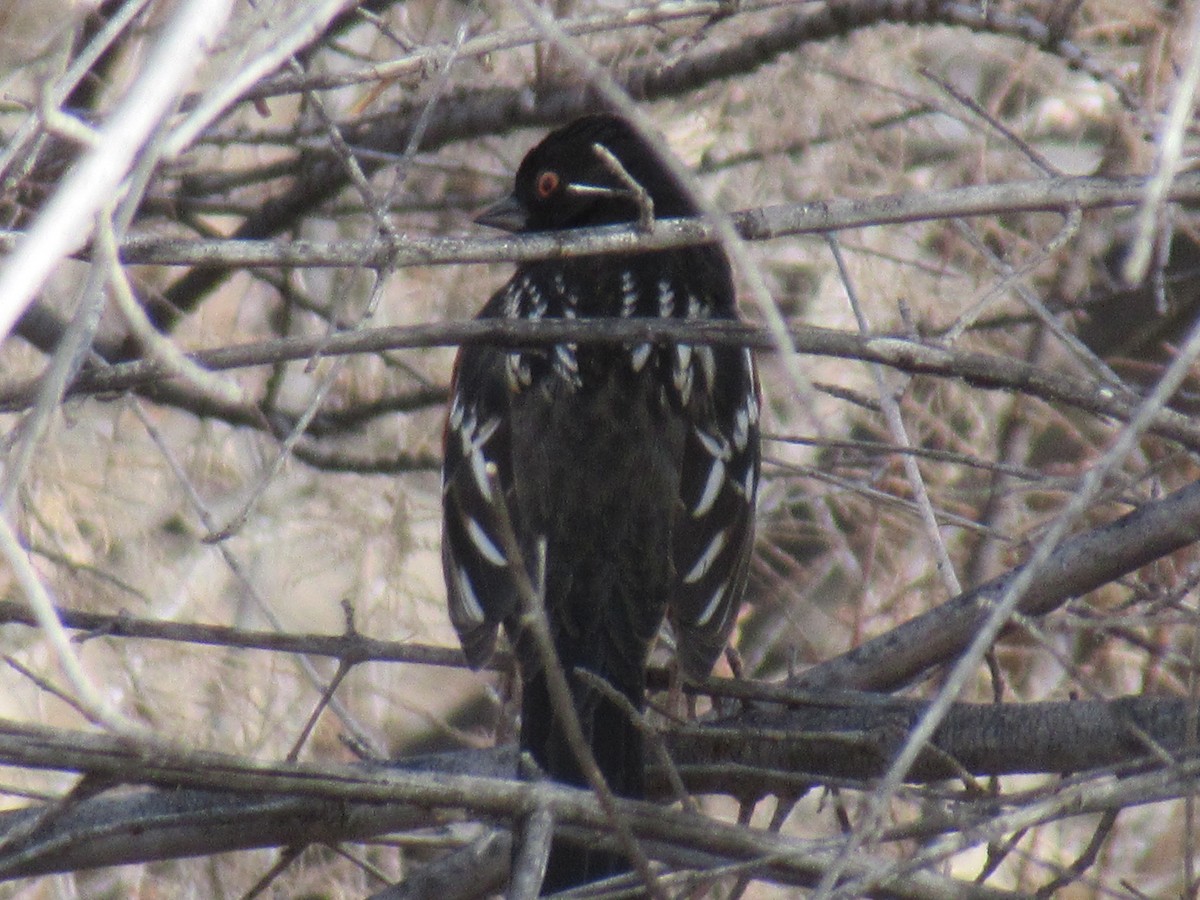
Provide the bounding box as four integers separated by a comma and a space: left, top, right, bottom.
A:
442, 114, 760, 890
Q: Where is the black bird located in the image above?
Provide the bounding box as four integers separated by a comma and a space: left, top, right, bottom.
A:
441, 114, 760, 890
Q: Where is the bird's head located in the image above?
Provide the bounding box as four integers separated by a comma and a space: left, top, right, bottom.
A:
475, 114, 697, 233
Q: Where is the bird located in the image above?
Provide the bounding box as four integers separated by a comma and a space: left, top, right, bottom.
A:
441, 114, 760, 891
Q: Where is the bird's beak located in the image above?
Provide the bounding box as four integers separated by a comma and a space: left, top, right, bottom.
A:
474, 193, 528, 232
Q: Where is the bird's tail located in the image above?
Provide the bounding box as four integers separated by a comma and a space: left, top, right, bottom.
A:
519, 667, 643, 891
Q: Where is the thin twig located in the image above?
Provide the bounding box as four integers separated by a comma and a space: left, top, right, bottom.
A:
0, 599, 478, 669
0, 515, 148, 737
1123, 0, 1200, 285
826, 234, 962, 597
96, 205, 245, 407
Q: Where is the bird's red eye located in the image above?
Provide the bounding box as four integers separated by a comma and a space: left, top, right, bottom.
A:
536, 170, 560, 198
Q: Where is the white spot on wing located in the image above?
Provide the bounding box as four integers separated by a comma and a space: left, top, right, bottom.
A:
697, 346, 716, 387
693, 578, 730, 628
733, 406, 750, 451
631, 343, 652, 372
466, 517, 506, 566
658, 278, 675, 318
693, 457, 726, 518
675, 344, 692, 371
527, 282, 544, 319
502, 282, 521, 317
683, 529, 728, 584
554, 343, 580, 384
674, 345, 694, 405
621, 270, 638, 318
736, 464, 756, 498
474, 417, 500, 446
460, 411, 501, 501
506, 353, 531, 391
456, 409, 477, 451
470, 449, 492, 502
696, 429, 730, 461
453, 565, 486, 624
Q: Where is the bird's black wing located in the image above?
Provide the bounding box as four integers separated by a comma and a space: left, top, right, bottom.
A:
670, 343, 760, 680
441, 291, 521, 668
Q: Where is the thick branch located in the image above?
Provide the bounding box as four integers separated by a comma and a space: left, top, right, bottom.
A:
0, 694, 1193, 880
0, 718, 1016, 898
797, 477, 1200, 692
666, 694, 1198, 796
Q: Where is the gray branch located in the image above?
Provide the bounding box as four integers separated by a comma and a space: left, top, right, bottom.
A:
1, 173, 1192, 271
6, 317, 1199, 453
0, 694, 1191, 884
